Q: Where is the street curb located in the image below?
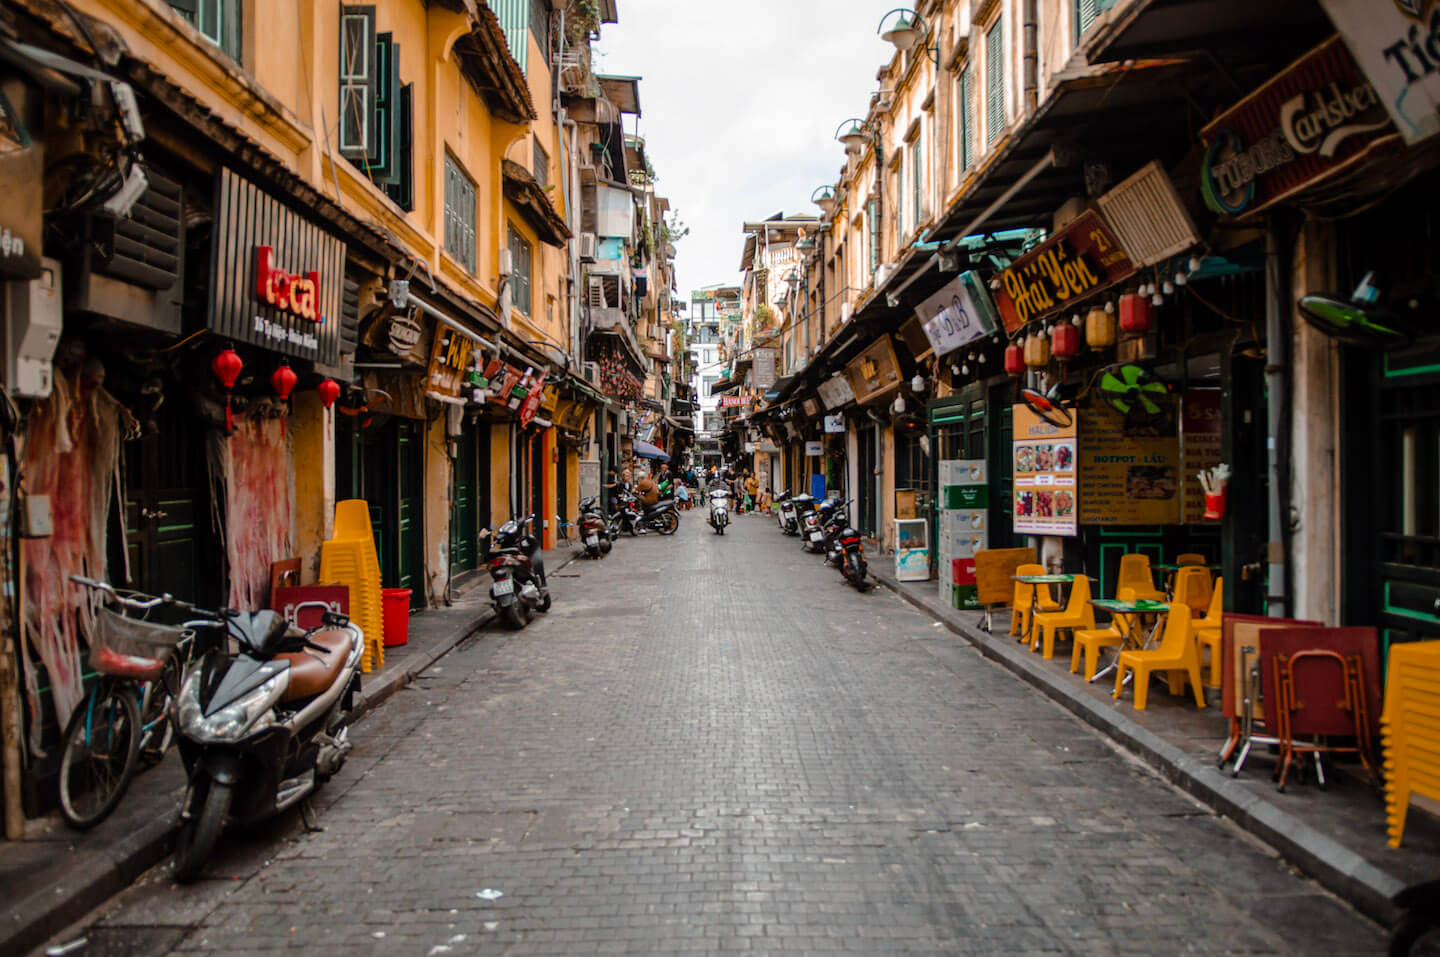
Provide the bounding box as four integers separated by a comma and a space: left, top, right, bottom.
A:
874, 572, 1405, 927
12, 550, 584, 957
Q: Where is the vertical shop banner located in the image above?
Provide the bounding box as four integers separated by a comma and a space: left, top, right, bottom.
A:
753, 348, 777, 389
425, 326, 473, 399
1181, 389, 1223, 524
1012, 406, 1079, 536
1320, 0, 1440, 146
1077, 406, 1181, 525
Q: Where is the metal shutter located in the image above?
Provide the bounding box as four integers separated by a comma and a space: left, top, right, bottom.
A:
493, 0, 529, 73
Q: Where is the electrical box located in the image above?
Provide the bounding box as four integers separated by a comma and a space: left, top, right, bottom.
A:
19, 493, 52, 538
5, 257, 62, 398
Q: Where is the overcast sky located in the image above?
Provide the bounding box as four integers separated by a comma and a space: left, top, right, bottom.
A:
594, 0, 904, 306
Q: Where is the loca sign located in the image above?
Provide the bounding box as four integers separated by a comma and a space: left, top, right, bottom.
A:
1200, 36, 1395, 216
254, 246, 322, 321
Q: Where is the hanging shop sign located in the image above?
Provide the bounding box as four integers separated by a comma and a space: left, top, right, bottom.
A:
719, 395, 751, 408
425, 326, 474, 399
518, 371, 548, 428
1199, 36, 1395, 217
1180, 389, 1223, 525
753, 348, 777, 389
992, 211, 1135, 334
804, 440, 824, 457
208, 168, 344, 364
915, 271, 1001, 356
843, 336, 903, 405
1317, 1, 1440, 147
817, 373, 857, 410
1076, 405, 1181, 526
823, 413, 846, 434
0, 146, 43, 280
1011, 405, 1079, 537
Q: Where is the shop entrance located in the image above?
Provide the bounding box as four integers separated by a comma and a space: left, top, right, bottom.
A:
120, 401, 220, 608
857, 421, 880, 538
337, 418, 425, 608
450, 426, 488, 575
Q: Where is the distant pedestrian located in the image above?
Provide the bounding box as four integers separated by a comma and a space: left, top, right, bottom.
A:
744, 472, 758, 514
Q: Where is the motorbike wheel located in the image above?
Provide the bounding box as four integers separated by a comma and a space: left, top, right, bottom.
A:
1390, 913, 1440, 956
538, 590, 552, 613
58, 684, 141, 830
173, 778, 232, 883
501, 601, 530, 630
657, 511, 679, 535
600, 537, 612, 555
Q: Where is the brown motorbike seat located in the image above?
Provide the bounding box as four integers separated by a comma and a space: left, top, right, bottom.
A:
276, 629, 352, 703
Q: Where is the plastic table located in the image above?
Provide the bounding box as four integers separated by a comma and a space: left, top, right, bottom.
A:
1087, 599, 1171, 682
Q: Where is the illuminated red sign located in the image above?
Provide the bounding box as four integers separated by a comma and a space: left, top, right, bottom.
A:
255, 245, 322, 322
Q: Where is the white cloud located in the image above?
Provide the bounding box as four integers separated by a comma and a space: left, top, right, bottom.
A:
594, 0, 904, 301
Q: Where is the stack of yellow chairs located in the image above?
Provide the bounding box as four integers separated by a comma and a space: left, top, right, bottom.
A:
319, 499, 385, 673
1381, 640, 1440, 848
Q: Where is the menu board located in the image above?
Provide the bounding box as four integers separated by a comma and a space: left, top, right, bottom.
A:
1077, 405, 1181, 526
1180, 389, 1222, 524
1012, 405, 1078, 537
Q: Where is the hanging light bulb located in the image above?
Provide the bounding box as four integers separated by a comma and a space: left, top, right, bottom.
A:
892, 395, 907, 414
961, 363, 970, 375
951, 363, 961, 376
977, 352, 986, 364
1174, 271, 1187, 287
1105, 300, 1116, 314
1151, 290, 1165, 307
911, 374, 925, 392
1188, 254, 1203, 274
1162, 280, 1175, 295
1071, 313, 1082, 326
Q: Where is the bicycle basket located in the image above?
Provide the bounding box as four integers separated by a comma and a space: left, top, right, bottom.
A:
90, 606, 187, 669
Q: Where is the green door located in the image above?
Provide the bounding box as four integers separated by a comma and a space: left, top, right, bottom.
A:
395, 420, 423, 605
451, 428, 479, 572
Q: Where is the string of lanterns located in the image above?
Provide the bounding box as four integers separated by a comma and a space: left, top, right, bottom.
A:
209, 345, 341, 433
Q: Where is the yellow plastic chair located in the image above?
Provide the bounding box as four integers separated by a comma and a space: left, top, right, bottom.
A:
1177, 553, 1207, 566
1116, 553, 1166, 604
1033, 575, 1095, 659
1009, 563, 1060, 639
1193, 577, 1224, 688
1072, 586, 1139, 680
1172, 566, 1213, 615
1113, 604, 1205, 711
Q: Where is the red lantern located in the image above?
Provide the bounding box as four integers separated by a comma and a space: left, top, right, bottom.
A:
1119, 293, 1152, 336
317, 378, 341, 410
211, 347, 243, 431
1003, 342, 1025, 376
1051, 321, 1080, 359
271, 363, 298, 401
212, 347, 243, 389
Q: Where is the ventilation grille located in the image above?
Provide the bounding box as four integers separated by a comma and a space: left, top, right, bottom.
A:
97, 170, 182, 290
1096, 160, 1200, 267
341, 273, 361, 355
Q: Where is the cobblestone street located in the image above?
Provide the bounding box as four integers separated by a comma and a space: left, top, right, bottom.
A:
63, 514, 1382, 955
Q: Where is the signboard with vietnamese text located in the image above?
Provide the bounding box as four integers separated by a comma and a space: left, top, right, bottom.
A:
823, 414, 846, 434
1318, 0, 1440, 147
992, 211, 1135, 334
817, 373, 856, 409
1012, 405, 1079, 537
719, 395, 750, 408
843, 336, 902, 405
1077, 405, 1181, 526
425, 326, 473, 399
753, 348, 777, 389
1181, 389, 1223, 524
1199, 36, 1396, 217
915, 271, 1000, 357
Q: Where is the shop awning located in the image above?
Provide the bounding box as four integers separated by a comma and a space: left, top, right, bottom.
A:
665, 415, 694, 432
712, 376, 743, 395
1081, 0, 1330, 67
633, 438, 669, 462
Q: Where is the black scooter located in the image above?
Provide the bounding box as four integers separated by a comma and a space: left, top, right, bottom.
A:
576, 496, 612, 559
484, 515, 552, 629
611, 489, 680, 536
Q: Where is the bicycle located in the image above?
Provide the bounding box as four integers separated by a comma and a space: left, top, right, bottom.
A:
58, 576, 221, 830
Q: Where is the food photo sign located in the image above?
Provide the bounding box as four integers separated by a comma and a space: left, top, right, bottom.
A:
1011, 405, 1078, 536
1077, 405, 1181, 526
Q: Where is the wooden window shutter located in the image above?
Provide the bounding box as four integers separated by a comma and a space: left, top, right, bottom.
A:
339, 6, 377, 161
986, 18, 1004, 147
959, 67, 973, 171
371, 33, 401, 183
384, 83, 414, 210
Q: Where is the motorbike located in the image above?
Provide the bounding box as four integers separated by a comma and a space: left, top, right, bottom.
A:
820, 499, 855, 565
775, 491, 800, 536
171, 601, 364, 882
833, 515, 871, 590
707, 485, 732, 534
1390, 879, 1440, 955
485, 514, 553, 629
802, 497, 840, 553
576, 496, 612, 559
611, 489, 680, 536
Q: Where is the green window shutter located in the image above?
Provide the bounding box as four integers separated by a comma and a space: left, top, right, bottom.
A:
384, 83, 414, 211
508, 224, 532, 316
339, 6, 376, 162
370, 34, 401, 183
1076, 0, 1099, 38
494, 0, 529, 73
958, 67, 973, 171
867, 199, 879, 277
986, 18, 1004, 147
445, 156, 476, 272
912, 137, 924, 224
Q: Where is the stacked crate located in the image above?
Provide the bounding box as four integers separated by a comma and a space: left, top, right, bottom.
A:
938, 460, 988, 610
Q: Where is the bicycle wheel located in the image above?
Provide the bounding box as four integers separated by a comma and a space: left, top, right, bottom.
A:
59, 683, 141, 830
137, 659, 179, 767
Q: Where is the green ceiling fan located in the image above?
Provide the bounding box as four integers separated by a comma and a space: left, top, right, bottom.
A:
1096, 363, 1170, 419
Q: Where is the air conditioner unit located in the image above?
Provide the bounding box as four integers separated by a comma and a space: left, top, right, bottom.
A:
581, 361, 600, 385
579, 232, 598, 263
1096, 160, 1201, 267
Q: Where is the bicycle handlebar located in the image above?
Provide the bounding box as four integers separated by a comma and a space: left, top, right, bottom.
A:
70, 575, 215, 618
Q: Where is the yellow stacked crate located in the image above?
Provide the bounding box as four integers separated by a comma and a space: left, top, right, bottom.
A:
319, 500, 385, 673
1381, 641, 1440, 848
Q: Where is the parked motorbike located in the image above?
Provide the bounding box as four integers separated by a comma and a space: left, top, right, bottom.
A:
775, 491, 800, 536
833, 518, 871, 590
171, 602, 364, 881
485, 515, 552, 629
1390, 879, 1440, 955
820, 499, 854, 565
576, 496, 612, 559
611, 489, 680, 536
707, 485, 732, 534
802, 497, 841, 553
